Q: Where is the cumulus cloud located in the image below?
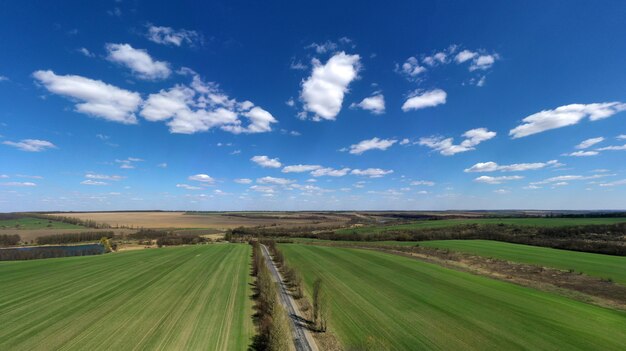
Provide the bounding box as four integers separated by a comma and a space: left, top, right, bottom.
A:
423, 52, 448, 66
349, 137, 397, 155
351, 94, 385, 114
509, 102, 626, 138
351, 168, 393, 178
33, 70, 142, 124
250, 185, 275, 193
282, 164, 322, 173
300, 52, 361, 121
146, 25, 201, 46
419, 128, 496, 156
257, 176, 295, 185
474, 175, 524, 184
115, 157, 143, 169
469, 54, 497, 71
617, 134, 626, 140
140, 70, 276, 134
234, 178, 252, 184
251, 155, 281, 168
3, 139, 56, 152
77, 47, 95, 57
398, 56, 426, 78
188, 174, 215, 183
106, 43, 171, 80
401, 89, 447, 112
455, 50, 477, 63
310, 167, 350, 177
464, 160, 560, 173
596, 143, 626, 151
575, 137, 604, 149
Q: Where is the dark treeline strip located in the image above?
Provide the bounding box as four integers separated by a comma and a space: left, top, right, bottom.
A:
0, 244, 105, 261
0, 234, 20, 247
230, 223, 626, 256
156, 234, 207, 247
250, 241, 291, 351
128, 229, 172, 239
26, 213, 111, 229
36, 231, 114, 245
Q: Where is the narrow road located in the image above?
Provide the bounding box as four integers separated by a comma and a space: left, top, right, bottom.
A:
261, 244, 318, 351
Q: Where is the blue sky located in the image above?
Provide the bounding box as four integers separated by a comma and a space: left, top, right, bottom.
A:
1, 0, 625, 211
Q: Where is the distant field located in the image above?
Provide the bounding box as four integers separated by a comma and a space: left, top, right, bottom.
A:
280, 244, 626, 350
52, 211, 350, 229
337, 217, 626, 235
418, 240, 626, 285
0, 217, 84, 230
0, 244, 253, 350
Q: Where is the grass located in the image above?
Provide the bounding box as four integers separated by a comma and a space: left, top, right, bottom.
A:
0, 217, 84, 230
336, 217, 626, 235
416, 240, 626, 285
280, 244, 626, 350
0, 244, 253, 351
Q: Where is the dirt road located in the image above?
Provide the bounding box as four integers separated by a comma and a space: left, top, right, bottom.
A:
261, 244, 318, 351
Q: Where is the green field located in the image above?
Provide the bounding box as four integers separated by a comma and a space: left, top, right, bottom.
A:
280, 244, 626, 350
336, 217, 626, 235
0, 217, 84, 230
418, 240, 626, 285
0, 244, 253, 350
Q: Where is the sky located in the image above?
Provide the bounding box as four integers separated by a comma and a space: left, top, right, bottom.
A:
1, 0, 625, 211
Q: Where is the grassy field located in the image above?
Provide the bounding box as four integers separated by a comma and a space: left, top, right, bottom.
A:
417, 240, 626, 285
280, 244, 626, 350
0, 244, 253, 350
336, 217, 626, 235
0, 217, 84, 230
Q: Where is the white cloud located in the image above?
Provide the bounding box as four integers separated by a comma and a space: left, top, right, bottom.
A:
282, 164, 322, 173
115, 157, 143, 169
1, 182, 36, 187
77, 47, 95, 57
146, 25, 200, 46
531, 174, 611, 185
411, 180, 435, 186
3, 139, 56, 152
310, 167, 350, 177
494, 189, 510, 194
0, 75, 9, 82
349, 137, 397, 155
176, 183, 202, 190
33, 70, 142, 124
140, 70, 276, 134
419, 128, 496, 156
85, 173, 124, 181
351, 94, 385, 114
188, 174, 215, 183
596, 143, 626, 151
257, 176, 294, 185
250, 185, 275, 193
455, 50, 477, 63
398, 56, 426, 77
306, 41, 338, 54
564, 150, 599, 157
470, 54, 497, 71
81, 180, 108, 186
464, 159, 560, 172
0, 175, 8, 178
617, 134, 626, 140
423, 52, 448, 66
575, 137, 604, 149
300, 52, 361, 121
234, 178, 252, 184
402, 89, 447, 112
400, 138, 410, 145
106, 43, 171, 80
599, 179, 626, 187
509, 102, 626, 138
474, 175, 524, 184
157, 163, 168, 168
251, 155, 281, 168
351, 168, 393, 178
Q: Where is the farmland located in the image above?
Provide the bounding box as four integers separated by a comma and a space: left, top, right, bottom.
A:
280, 244, 626, 350
0, 244, 253, 350
419, 240, 626, 285
0, 217, 84, 230
336, 217, 626, 235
